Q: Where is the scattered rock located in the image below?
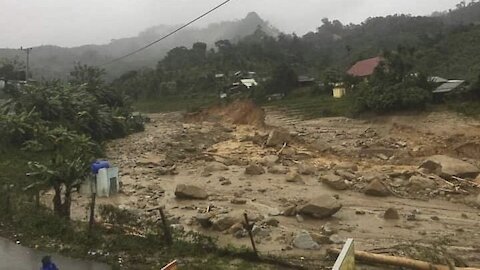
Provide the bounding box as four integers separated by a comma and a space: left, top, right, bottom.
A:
335, 170, 357, 181
329, 234, 345, 244
212, 215, 240, 231
204, 162, 229, 173
364, 180, 390, 197
355, 210, 366, 215
231, 198, 247, 205
268, 165, 289, 175
420, 155, 479, 179
252, 225, 271, 238
245, 164, 265, 175
298, 163, 316, 175
408, 175, 437, 191
292, 230, 320, 250
431, 216, 440, 221
196, 213, 213, 228
286, 173, 303, 183
175, 184, 208, 200
297, 195, 342, 219
266, 129, 291, 147
384, 208, 400, 220
296, 214, 305, 223
260, 155, 280, 167
320, 173, 348, 190
281, 147, 296, 157
228, 223, 245, 234
264, 218, 279, 227
282, 205, 297, 216
321, 223, 338, 236
334, 162, 358, 172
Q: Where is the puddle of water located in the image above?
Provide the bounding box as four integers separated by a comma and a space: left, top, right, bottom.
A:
0, 237, 111, 270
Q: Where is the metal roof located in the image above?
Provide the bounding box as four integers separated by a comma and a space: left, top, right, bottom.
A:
240, 79, 258, 88
428, 76, 449, 83
433, 80, 465, 93
347, 56, 383, 77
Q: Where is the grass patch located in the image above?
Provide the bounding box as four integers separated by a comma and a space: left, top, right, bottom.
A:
447, 101, 480, 117
134, 96, 217, 113
266, 94, 353, 119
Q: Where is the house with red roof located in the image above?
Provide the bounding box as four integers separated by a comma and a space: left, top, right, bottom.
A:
347, 56, 383, 78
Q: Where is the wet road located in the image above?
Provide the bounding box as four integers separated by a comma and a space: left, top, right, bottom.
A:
0, 237, 111, 270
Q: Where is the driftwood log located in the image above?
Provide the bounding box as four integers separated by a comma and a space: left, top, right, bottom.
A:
328, 248, 480, 270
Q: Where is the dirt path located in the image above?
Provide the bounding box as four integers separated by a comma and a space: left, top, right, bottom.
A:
63, 105, 480, 268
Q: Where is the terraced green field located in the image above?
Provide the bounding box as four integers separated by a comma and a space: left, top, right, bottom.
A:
265, 95, 352, 119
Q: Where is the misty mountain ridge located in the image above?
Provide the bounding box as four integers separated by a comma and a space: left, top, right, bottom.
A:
0, 12, 279, 80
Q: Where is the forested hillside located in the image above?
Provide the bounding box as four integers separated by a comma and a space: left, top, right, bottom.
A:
113, 1, 480, 103
0, 12, 278, 81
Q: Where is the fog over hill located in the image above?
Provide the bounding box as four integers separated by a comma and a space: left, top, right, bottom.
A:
0, 12, 278, 80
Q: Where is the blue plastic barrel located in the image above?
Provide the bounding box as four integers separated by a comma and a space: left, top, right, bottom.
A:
91, 160, 110, 174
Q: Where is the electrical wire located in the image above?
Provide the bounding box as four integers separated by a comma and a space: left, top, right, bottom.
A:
99, 0, 233, 67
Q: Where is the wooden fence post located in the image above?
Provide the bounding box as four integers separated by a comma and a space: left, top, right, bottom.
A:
243, 213, 258, 258
89, 191, 96, 231
159, 208, 173, 246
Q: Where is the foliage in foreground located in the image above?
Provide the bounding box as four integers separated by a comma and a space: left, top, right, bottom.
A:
0, 64, 144, 219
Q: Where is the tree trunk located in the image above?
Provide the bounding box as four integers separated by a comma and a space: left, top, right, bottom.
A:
52, 184, 62, 216
52, 184, 72, 219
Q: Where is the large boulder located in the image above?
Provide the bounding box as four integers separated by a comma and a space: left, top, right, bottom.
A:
204, 162, 229, 173
297, 195, 342, 219
364, 180, 390, 197
268, 165, 289, 175
297, 163, 317, 175
212, 215, 241, 231
245, 164, 265, 175
292, 230, 320, 250
175, 184, 208, 200
408, 175, 437, 191
320, 173, 348, 190
420, 155, 479, 179
266, 129, 291, 147
259, 155, 279, 167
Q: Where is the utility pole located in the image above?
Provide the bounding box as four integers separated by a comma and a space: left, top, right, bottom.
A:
20, 47, 33, 82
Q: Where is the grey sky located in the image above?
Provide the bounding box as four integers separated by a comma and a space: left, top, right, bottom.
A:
1, 0, 461, 48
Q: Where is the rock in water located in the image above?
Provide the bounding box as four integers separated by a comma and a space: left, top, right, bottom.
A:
175, 184, 208, 200
245, 164, 265, 175
364, 180, 390, 197
420, 155, 479, 179
297, 195, 342, 219
292, 230, 320, 250
320, 173, 348, 190
384, 208, 400, 220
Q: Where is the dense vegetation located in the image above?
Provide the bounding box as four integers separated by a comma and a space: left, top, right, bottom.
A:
1, 63, 144, 219
107, 1, 480, 115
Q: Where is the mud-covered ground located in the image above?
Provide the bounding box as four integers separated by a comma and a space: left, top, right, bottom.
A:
62, 101, 480, 268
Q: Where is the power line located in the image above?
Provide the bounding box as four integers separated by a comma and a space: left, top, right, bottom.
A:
99, 0, 233, 67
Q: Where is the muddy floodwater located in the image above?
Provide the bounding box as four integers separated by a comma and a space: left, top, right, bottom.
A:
0, 237, 111, 270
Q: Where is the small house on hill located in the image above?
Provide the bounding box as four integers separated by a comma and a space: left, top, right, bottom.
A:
347, 56, 383, 78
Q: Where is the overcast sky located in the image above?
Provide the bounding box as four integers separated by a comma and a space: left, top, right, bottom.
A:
0, 0, 461, 48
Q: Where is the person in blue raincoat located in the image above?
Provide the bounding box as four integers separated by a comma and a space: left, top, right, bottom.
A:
41, 256, 59, 270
